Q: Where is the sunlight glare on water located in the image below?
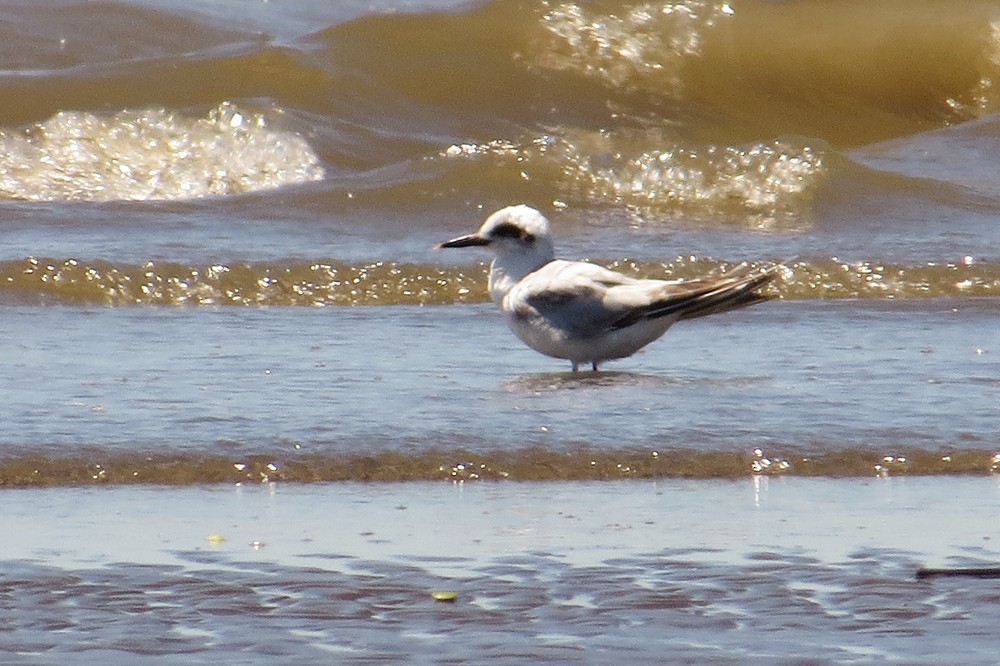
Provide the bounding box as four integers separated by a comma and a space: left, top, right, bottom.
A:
0, 102, 324, 202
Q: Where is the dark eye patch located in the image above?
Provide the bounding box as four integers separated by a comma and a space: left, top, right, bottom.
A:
490, 222, 523, 238
490, 222, 534, 242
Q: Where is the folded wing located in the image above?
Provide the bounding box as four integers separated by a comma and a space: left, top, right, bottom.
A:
517, 261, 779, 338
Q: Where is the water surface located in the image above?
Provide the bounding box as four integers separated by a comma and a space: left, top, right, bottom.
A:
3, 1, 1000, 662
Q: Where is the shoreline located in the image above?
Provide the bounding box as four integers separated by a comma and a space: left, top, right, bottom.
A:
4, 476, 998, 570
4, 477, 1000, 663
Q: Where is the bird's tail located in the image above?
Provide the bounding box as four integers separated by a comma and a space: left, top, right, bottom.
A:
611, 264, 782, 330
674, 264, 782, 321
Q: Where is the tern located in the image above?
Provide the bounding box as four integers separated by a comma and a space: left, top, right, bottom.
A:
438, 205, 779, 372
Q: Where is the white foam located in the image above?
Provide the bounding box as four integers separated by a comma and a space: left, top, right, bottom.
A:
0, 101, 325, 202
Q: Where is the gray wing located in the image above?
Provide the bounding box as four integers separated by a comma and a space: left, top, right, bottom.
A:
519, 285, 624, 339
512, 261, 670, 339
514, 261, 779, 337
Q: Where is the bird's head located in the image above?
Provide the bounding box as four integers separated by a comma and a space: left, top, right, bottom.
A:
437, 205, 555, 264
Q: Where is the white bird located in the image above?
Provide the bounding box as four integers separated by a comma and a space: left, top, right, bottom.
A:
438, 205, 779, 372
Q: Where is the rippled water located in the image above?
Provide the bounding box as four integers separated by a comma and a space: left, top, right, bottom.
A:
6, 255, 1000, 306
1, 299, 998, 484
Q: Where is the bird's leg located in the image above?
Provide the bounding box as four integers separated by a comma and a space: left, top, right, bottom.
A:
571, 361, 579, 372
591, 362, 599, 372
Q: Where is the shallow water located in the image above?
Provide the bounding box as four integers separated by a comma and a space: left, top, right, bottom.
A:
1, 299, 998, 483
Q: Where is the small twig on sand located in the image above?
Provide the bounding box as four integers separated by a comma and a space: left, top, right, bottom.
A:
916, 567, 1000, 580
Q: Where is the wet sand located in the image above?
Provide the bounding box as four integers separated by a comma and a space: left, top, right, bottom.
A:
3, 477, 999, 664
